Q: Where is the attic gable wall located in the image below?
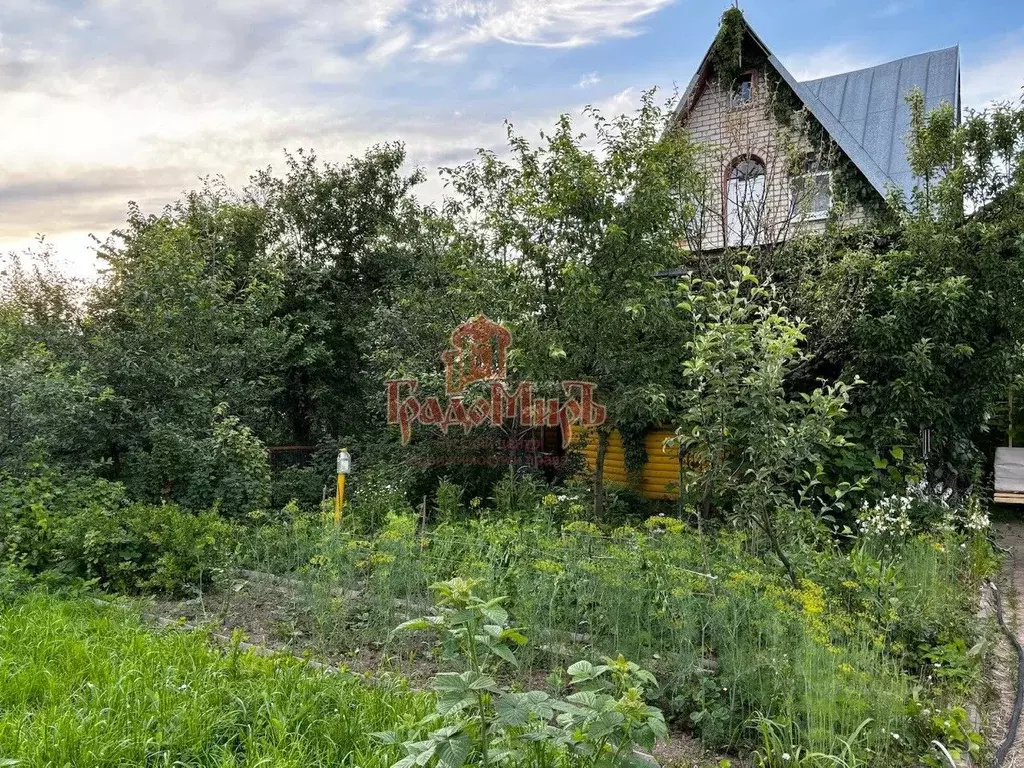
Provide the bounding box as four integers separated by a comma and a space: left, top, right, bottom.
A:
680, 65, 865, 251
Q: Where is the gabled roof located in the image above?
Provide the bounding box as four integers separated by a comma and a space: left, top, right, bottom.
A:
673, 16, 961, 201
801, 46, 960, 200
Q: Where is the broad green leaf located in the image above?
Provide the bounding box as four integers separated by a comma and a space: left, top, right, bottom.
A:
430, 673, 469, 692
434, 731, 471, 768
501, 628, 529, 646
392, 618, 434, 633
488, 642, 519, 667
480, 604, 508, 626
495, 691, 554, 726
565, 690, 599, 709
566, 660, 593, 677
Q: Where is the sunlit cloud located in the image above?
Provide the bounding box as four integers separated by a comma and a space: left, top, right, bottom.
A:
783, 44, 874, 83
0, 0, 682, 273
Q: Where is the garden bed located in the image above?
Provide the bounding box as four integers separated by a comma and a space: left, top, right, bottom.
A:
139, 569, 733, 767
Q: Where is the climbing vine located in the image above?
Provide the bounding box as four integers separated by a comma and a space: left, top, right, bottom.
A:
618, 422, 650, 482
765, 69, 892, 221
708, 8, 888, 220
710, 7, 747, 91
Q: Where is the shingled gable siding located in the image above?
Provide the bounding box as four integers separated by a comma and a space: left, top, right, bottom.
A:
681, 71, 864, 249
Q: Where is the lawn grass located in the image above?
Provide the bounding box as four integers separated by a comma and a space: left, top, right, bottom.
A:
0, 586, 431, 767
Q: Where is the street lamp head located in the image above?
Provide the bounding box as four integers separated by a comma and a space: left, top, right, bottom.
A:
337, 449, 351, 475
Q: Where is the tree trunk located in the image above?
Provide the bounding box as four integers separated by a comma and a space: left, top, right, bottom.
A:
593, 428, 610, 520
758, 508, 800, 589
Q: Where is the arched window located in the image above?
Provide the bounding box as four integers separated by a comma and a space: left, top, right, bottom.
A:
726, 157, 766, 247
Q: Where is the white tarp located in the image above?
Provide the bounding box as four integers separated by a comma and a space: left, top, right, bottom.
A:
995, 447, 1024, 493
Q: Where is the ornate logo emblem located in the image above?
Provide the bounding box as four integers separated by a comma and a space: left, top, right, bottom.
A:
442, 315, 512, 394
386, 317, 606, 447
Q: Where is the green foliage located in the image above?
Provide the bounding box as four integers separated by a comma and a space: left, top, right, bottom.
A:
671, 265, 862, 585
491, 471, 545, 519
4, 146, 427, 514
0, 588, 432, 766
752, 714, 873, 767
2, 68, 1019, 768
776, 91, 1024, 479
122, 405, 271, 519
434, 479, 464, 524
0, 466, 231, 594
710, 8, 747, 91
348, 464, 417, 533
0, 247, 110, 472
385, 90, 698, 515
236, 490, 993, 765
388, 577, 667, 767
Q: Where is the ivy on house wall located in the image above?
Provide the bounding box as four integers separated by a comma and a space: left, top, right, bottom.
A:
618, 421, 650, 481
706, 7, 892, 224
764, 66, 892, 222
710, 7, 747, 91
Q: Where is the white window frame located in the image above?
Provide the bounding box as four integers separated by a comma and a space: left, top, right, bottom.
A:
790, 170, 832, 221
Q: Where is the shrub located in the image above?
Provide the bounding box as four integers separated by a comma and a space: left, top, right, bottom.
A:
59, 501, 231, 594
388, 577, 668, 767
270, 465, 326, 509
123, 405, 271, 519
0, 466, 232, 594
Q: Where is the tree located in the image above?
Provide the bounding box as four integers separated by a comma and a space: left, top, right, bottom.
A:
252, 146, 425, 444
0, 244, 109, 471
88, 186, 294, 493
439, 91, 702, 516
775, 91, 1024, 482
670, 266, 859, 586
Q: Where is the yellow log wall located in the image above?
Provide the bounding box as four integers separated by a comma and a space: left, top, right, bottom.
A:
577, 429, 679, 500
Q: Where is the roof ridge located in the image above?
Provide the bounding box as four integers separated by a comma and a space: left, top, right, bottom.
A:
799, 44, 960, 84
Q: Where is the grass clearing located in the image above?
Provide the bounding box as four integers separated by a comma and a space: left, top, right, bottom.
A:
0, 585, 431, 767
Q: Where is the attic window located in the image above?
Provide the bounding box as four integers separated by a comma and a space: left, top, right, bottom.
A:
791, 171, 832, 220
732, 73, 753, 106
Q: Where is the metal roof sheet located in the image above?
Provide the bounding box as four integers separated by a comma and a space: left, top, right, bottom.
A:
798, 46, 961, 200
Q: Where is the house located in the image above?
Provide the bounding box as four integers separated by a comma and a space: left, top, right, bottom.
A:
583, 9, 962, 500
673, 8, 960, 253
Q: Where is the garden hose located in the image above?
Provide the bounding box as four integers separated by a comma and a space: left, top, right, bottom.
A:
987, 579, 1024, 766
931, 739, 957, 768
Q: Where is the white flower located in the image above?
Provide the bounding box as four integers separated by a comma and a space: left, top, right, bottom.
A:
782, 753, 791, 762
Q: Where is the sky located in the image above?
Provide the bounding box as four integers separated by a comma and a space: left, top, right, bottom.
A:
2, 0, 1023, 277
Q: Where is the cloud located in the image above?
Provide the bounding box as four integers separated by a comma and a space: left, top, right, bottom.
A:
417, 0, 675, 58
872, 1, 914, 18
0, 0, 683, 273
783, 44, 874, 82
577, 72, 601, 88
366, 27, 414, 63
961, 37, 1024, 110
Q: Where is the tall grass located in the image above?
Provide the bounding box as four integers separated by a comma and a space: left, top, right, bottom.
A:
233, 509, 989, 764
0, 587, 431, 767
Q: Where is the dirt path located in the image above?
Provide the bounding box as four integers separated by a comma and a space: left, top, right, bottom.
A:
987, 517, 1024, 766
